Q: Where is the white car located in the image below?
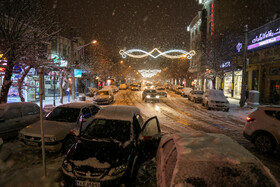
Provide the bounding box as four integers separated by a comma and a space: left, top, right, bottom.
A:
93, 89, 114, 104
202, 89, 229, 111
243, 106, 280, 153
181, 87, 193, 98
156, 132, 279, 186
18, 103, 100, 152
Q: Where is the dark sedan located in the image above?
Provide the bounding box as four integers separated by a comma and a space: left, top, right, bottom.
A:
61, 106, 161, 187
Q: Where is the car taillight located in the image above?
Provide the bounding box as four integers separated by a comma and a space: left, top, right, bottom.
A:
246, 116, 255, 122
69, 129, 75, 135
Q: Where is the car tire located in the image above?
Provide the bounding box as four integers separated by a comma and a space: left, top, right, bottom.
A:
253, 133, 276, 153
62, 135, 76, 153
206, 102, 210, 110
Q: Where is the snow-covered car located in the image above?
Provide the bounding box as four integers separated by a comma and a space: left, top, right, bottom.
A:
174, 86, 184, 94
103, 85, 118, 93
18, 103, 100, 152
93, 89, 114, 104
156, 87, 167, 97
188, 90, 204, 103
142, 89, 160, 102
181, 87, 193, 98
119, 84, 127, 90
130, 83, 140, 91
0, 102, 41, 139
61, 106, 161, 187
243, 106, 280, 153
156, 132, 279, 187
202, 89, 229, 111
87, 87, 98, 97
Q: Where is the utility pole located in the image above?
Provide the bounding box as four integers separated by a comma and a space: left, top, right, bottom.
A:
39, 68, 46, 177
240, 25, 249, 107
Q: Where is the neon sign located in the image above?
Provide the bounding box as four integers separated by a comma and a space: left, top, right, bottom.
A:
138, 69, 161, 78
119, 48, 195, 59
248, 36, 280, 50
236, 42, 242, 52
252, 28, 280, 44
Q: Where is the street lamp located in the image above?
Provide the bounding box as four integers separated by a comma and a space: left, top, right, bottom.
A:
71, 39, 97, 100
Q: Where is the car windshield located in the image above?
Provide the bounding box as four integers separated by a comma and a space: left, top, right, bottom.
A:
45, 107, 80, 122
157, 87, 165, 90
146, 83, 151, 86
132, 84, 138, 87
82, 119, 131, 142
97, 91, 109, 95
145, 89, 156, 93
194, 91, 204, 95
210, 91, 225, 98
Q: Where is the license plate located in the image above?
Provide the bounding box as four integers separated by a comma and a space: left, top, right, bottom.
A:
25, 141, 38, 146
75, 180, 100, 187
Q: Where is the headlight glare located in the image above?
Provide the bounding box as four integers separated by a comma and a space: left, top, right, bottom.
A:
156, 95, 159, 99
146, 95, 151, 98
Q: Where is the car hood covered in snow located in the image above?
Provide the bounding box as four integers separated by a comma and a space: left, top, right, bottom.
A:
67, 139, 133, 169
94, 95, 110, 100
20, 120, 76, 138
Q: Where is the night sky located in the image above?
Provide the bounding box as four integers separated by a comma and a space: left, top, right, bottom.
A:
53, 0, 200, 67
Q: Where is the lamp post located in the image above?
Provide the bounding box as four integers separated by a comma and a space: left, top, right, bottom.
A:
240, 25, 249, 107
71, 40, 97, 100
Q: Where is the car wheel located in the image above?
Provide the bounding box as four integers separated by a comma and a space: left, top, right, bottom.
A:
62, 135, 76, 153
206, 102, 210, 110
253, 133, 276, 153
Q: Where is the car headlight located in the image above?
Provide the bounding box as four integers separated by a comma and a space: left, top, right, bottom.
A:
62, 159, 73, 172
146, 95, 151, 98
108, 164, 127, 176
156, 95, 159, 99
44, 136, 56, 142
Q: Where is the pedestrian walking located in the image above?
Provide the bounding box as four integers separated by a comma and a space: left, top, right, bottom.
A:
66, 87, 71, 102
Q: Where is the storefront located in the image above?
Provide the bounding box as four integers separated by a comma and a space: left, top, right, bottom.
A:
223, 70, 242, 99
246, 17, 280, 104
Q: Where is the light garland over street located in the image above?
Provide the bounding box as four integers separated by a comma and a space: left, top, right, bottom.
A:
119, 48, 195, 59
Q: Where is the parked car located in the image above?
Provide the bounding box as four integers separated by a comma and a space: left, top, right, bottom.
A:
0, 102, 41, 139
156, 132, 279, 187
202, 89, 229, 111
181, 87, 193, 98
61, 105, 161, 187
174, 86, 184, 94
119, 84, 127, 90
188, 90, 204, 103
145, 83, 152, 89
103, 85, 119, 93
87, 87, 98, 97
243, 106, 280, 153
93, 89, 114, 104
130, 83, 140, 91
142, 89, 160, 102
18, 103, 100, 152
156, 86, 167, 97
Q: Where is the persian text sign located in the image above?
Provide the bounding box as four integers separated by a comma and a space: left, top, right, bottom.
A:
248, 18, 280, 51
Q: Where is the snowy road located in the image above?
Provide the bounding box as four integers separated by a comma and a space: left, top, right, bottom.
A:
0, 90, 279, 186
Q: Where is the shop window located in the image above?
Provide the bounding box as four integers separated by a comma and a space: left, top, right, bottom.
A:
252, 70, 259, 90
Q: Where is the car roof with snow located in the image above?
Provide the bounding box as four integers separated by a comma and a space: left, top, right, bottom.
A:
157, 132, 279, 186
94, 105, 141, 122
56, 102, 99, 109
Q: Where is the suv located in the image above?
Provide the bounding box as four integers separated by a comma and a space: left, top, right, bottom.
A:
18, 103, 100, 152
243, 106, 280, 153
202, 89, 229, 112
61, 106, 161, 187
0, 102, 41, 139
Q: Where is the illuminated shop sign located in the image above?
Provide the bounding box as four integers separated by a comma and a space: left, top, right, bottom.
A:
248, 18, 280, 51
74, 69, 82, 78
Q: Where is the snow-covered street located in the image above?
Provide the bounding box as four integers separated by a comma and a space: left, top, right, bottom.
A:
0, 90, 279, 186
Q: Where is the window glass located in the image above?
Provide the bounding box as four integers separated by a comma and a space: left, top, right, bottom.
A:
82, 108, 91, 119
45, 107, 80, 122
23, 105, 39, 116
5, 107, 21, 119
90, 106, 100, 115
142, 118, 159, 137
82, 119, 131, 142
